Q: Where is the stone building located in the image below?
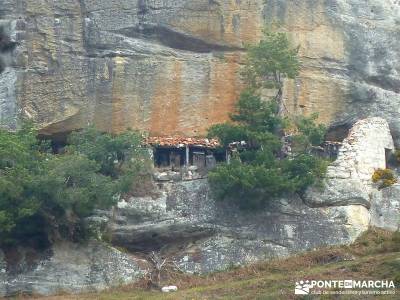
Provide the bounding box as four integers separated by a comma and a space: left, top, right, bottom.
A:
146, 136, 223, 169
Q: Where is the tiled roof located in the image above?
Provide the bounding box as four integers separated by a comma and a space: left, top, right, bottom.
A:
146, 136, 220, 148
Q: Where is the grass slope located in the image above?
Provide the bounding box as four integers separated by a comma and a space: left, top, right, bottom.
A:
13, 228, 400, 300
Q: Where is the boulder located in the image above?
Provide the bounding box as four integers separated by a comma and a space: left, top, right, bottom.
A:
161, 286, 178, 293
304, 178, 370, 208
0, 241, 146, 297
154, 172, 170, 181
107, 179, 369, 274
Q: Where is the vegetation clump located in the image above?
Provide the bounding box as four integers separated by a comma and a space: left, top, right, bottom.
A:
372, 168, 397, 189
0, 125, 151, 248
242, 28, 300, 102
207, 28, 328, 210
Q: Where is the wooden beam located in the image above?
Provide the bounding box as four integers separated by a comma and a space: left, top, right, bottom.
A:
226, 150, 230, 164
185, 146, 190, 166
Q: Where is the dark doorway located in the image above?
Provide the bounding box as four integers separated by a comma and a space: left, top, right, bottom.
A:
385, 148, 393, 168
154, 147, 185, 169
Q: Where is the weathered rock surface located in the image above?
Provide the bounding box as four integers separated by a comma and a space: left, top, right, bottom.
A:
1, 117, 399, 297
0, 1, 399, 141
279, 0, 400, 142
305, 117, 394, 208
370, 185, 400, 231
102, 179, 371, 274
101, 118, 398, 274
0, 241, 146, 297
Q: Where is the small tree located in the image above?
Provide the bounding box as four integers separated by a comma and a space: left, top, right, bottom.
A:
67, 126, 152, 192
242, 28, 300, 104
207, 29, 327, 210
0, 124, 50, 246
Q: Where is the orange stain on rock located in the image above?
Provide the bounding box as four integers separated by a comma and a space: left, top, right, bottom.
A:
207, 53, 243, 129
149, 60, 183, 136
145, 54, 244, 137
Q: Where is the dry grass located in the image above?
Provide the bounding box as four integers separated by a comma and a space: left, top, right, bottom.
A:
8, 228, 400, 300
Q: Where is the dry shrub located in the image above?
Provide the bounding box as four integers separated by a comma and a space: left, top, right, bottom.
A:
350, 227, 399, 255
372, 168, 397, 189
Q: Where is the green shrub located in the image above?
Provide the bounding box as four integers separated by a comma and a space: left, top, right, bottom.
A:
242, 29, 300, 92
207, 93, 328, 209
0, 125, 151, 247
207, 29, 327, 210
292, 113, 327, 152
67, 126, 149, 176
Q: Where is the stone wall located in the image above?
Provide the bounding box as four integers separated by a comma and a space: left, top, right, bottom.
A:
370, 185, 400, 231
305, 117, 394, 208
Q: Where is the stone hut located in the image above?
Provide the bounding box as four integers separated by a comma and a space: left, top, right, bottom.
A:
146, 136, 224, 172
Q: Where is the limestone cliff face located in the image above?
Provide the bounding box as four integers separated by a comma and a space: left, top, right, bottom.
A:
0, 0, 263, 136
0, 0, 399, 139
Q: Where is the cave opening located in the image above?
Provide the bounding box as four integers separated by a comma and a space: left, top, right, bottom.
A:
38, 131, 71, 154
385, 147, 397, 169
123, 24, 242, 53
152, 145, 220, 173
325, 123, 352, 142
154, 147, 186, 170
0, 26, 17, 74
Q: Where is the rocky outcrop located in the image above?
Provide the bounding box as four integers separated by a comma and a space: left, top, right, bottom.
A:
370, 185, 400, 231
279, 0, 400, 142
1, 117, 399, 297
0, 1, 399, 141
0, 0, 260, 136
0, 241, 146, 297
101, 117, 398, 274
304, 117, 394, 208
101, 179, 370, 274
